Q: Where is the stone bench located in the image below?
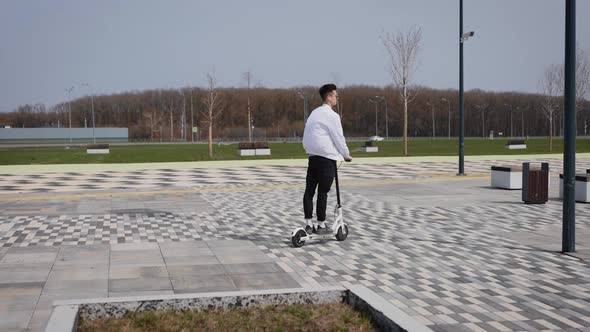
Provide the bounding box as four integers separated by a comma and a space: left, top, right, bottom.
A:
237, 148, 271, 156
491, 166, 522, 189
86, 144, 110, 154
360, 146, 378, 153
559, 173, 590, 203
505, 140, 526, 150
237, 142, 271, 156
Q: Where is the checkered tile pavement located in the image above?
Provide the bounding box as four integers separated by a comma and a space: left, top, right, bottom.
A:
1, 156, 587, 194
2, 157, 590, 331
2, 184, 590, 331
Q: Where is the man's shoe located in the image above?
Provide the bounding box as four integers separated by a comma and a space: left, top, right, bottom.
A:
315, 224, 332, 235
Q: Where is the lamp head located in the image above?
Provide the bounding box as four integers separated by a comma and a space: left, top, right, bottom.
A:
460, 31, 475, 42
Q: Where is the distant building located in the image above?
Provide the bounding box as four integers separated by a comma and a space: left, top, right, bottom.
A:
0, 127, 128, 143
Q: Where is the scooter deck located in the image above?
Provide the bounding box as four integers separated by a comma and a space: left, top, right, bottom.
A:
301, 231, 335, 241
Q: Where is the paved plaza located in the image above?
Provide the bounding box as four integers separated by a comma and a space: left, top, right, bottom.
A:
1, 154, 590, 331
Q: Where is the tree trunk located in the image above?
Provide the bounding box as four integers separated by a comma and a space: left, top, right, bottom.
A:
208, 121, 213, 158
170, 107, 173, 142
549, 115, 553, 152
150, 113, 154, 140
403, 87, 408, 156
208, 106, 213, 158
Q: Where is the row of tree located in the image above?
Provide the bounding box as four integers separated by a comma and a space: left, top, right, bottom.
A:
2, 84, 588, 140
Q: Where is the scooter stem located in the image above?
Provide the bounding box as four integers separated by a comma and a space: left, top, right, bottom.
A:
335, 161, 341, 208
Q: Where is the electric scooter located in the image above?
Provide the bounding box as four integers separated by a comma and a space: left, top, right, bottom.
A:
291, 162, 348, 247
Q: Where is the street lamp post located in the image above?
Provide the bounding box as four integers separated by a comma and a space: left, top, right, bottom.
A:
459, 0, 474, 175
81, 83, 95, 144
441, 98, 451, 140
297, 92, 308, 125
562, 0, 576, 253
503, 103, 513, 138
374, 96, 388, 139
178, 90, 186, 141
475, 104, 488, 138
521, 107, 526, 137
190, 90, 194, 143
66, 87, 74, 144
369, 98, 379, 136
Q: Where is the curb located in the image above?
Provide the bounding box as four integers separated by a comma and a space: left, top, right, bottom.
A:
45, 286, 433, 332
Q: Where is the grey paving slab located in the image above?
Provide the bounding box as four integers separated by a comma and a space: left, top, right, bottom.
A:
0, 252, 57, 264
110, 249, 165, 267
230, 272, 300, 289
0, 282, 44, 312
42, 279, 108, 293
163, 254, 220, 266
110, 242, 159, 251
214, 252, 275, 265
159, 245, 213, 258
108, 290, 175, 298
53, 245, 109, 268
167, 264, 227, 277
26, 308, 51, 332
0, 264, 53, 283
170, 274, 238, 293
109, 277, 172, 292
0, 310, 34, 330
46, 267, 109, 282
159, 240, 209, 250
223, 262, 284, 275
206, 239, 259, 248
109, 266, 169, 279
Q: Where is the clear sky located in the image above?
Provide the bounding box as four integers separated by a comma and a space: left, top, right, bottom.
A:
0, 0, 588, 112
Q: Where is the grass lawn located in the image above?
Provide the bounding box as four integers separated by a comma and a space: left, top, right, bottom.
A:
1, 138, 589, 165
77, 303, 375, 332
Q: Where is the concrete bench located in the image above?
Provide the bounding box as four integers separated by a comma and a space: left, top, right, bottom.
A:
86, 143, 110, 154
505, 140, 526, 149
237, 148, 270, 156
559, 173, 590, 203
360, 146, 378, 152
491, 166, 522, 189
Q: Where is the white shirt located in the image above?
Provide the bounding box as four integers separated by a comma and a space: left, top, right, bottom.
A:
303, 104, 351, 161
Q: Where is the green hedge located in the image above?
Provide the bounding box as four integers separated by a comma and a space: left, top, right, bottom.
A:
86, 144, 110, 149
238, 142, 269, 149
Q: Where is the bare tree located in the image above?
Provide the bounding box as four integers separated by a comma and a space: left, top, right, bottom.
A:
540, 64, 561, 152
381, 26, 422, 156
331, 72, 343, 117
556, 44, 590, 112
143, 106, 164, 141
201, 70, 223, 158
575, 45, 590, 109
243, 71, 253, 142
475, 104, 489, 138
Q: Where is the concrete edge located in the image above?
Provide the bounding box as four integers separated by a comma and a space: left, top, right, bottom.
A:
44, 305, 78, 332
348, 284, 434, 332
46, 285, 432, 332
4, 153, 590, 175
52, 286, 344, 306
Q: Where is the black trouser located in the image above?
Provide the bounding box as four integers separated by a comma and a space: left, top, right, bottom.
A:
303, 156, 336, 222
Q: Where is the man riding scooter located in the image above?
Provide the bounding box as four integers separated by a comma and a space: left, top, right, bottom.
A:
302, 84, 352, 235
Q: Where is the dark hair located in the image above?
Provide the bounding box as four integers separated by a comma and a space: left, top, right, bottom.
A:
319, 84, 337, 101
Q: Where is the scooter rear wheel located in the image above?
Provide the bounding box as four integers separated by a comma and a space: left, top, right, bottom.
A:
291, 229, 307, 247
335, 225, 348, 241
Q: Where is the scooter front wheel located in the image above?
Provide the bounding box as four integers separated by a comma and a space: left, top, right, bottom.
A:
291, 229, 307, 247
335, 225, 348, 241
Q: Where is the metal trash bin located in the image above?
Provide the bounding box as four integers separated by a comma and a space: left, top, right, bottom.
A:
522, 162, 549, 204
